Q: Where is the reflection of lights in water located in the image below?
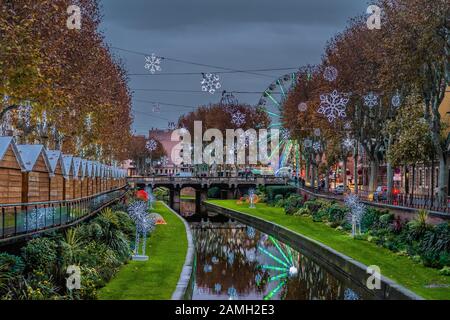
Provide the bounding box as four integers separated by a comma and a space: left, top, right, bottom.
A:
214, 283, 222, 293
255, 274, 262, 286
344, 288, 359, 300
247, 226, 256, 239
203, 264, 212, 273
227, 252, 235, 265
228, 287, 238, 300
211, 256, 219, 264
258, 236, 299, 300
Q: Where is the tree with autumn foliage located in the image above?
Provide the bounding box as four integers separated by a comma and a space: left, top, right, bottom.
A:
0, 0, 132, 163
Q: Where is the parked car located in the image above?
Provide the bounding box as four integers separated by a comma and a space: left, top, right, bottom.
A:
373, 186, 401, 201
333, 184, 350, 195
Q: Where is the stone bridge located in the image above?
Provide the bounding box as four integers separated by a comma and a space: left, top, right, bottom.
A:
127, 176, 287, 213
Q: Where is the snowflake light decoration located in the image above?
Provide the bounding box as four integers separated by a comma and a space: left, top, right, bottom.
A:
228, 287, 238, 300
201, 73, 221, 94
298, 102, 308, 112
342, 137, 354, 151
313, 128, 321, 137
318, 90, 349, 123
144, 53, 162, 74
391, 92, 401, 108
364, 92, 379, 108
344, 288, 360, 300
247, 226, 256, 239
160, 156, 169, 166
227, 252, 235, 265
323, 66, 338, 82
152, 103, 161, 113
304, 139, 312, 148
211, 256, 219, 264
281, 128, 290, 141
85, 114, 93, 132
312, 141, 321, 152
344, 194, 366, 236
146, 139, 157, 152
203, 264, 213, 273
344, 122, 352, 130
231, 111, 246, 127
214, 283, 222, 293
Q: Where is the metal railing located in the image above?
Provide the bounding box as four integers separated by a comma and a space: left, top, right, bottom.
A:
296, 183, 450, 216
0, 186, 128, 242
127, 176, 287, 185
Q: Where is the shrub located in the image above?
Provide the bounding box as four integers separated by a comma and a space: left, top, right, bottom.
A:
294, 207, 311, 216
21, 238, 58, 275
439, 266, 450, 276
327, 204, 347, 223
304, 200, 322, 214
283, 194, 304, 215
360, 208, 384, 231
407, 209, 431, 241
266, 186, 297, 202
207, 186, 221, 199
312, 208, 329, 222
0, 253, 25, 274
418, 223, 450, 268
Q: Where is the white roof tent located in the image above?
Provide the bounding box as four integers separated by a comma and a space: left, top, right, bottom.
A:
16, 144, 52, 175
0, 136, 25, 170
45, 150, 66, 176
72, 157, 82, 179
62, 155, 74, 179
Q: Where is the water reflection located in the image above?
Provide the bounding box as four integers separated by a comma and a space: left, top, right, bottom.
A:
190, 218, 365, 300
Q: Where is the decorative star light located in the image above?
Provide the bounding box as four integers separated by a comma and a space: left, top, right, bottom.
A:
231, 111, 246, 127
146, 139, 157, 152
227, 252, 235, 265
144, 53, 162, 74
318, 90, 349, 123
312, 141, 321, 152
364, 92, 379, 108
298, 102, 308, 112
323, 66, 338, 82
214, 283, 222, 293
201, 73, 221, 94
211, 256, 219, 264
391, 92, 401, 108
258, 236, 299, 300
280, 128, 290, 141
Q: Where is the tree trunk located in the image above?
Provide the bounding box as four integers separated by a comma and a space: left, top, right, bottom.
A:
387, 162, 394, 203
438, 153, 448, 207
325, 167, 330, 191
305, 159, 310, 186
369, 158, 378, 193
342, 156, 347, 191
353, 147, 358, 194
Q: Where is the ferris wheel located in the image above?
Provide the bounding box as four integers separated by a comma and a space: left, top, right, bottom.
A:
257, 73, 301, 174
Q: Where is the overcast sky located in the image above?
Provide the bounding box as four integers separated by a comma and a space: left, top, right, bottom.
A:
99, 0, 369, 135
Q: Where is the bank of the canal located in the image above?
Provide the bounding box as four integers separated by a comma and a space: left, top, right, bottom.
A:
206, 200, 450, 300
98, 201, 190, 300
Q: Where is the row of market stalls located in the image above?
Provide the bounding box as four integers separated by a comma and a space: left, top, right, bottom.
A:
0, 136, 127, 205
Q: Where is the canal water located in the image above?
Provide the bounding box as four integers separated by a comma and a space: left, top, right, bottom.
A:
180, 200, 369, 300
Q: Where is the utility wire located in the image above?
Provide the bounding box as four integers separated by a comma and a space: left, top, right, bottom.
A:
127, 67, 299, 76
110, 46, 292, 78
134, 99, 198, 109
131, 88, 281, 94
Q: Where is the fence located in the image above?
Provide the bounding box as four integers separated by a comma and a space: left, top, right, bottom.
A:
0, 185, 128, 242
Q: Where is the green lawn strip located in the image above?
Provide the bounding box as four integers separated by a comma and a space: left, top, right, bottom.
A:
180, 195, 195, 200
207, 200, 450, 300
98, 201, 188, 300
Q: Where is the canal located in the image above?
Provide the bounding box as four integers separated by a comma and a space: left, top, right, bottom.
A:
180, 199, 369, 300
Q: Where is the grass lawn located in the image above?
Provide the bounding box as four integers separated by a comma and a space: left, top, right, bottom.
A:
98, 201, 188, 300
207, 200, 450, 300
180, 195, 195, 200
